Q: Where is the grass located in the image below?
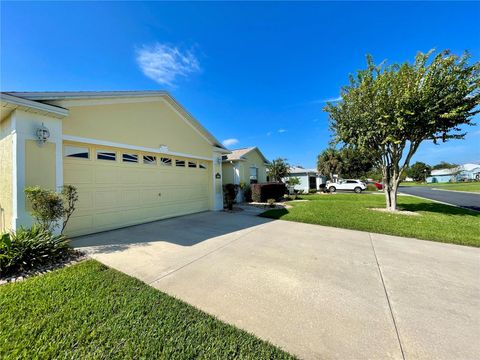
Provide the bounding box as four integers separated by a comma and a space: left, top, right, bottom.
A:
0, 260, 294, 360
400, 181, 480, 192
261, 194, 480, 247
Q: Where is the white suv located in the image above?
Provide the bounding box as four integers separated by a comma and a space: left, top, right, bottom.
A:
327, 179, 366, 193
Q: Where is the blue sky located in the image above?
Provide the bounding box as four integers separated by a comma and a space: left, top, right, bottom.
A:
1, 1, 479, 167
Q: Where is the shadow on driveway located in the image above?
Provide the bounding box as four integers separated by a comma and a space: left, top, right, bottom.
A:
72, 210, 273, 254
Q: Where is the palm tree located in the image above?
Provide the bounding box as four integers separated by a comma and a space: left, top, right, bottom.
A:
267, 158, 290, 182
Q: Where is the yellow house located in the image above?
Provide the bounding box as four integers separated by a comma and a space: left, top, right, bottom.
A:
221, 147, 269, 187
0, 91, 229, 236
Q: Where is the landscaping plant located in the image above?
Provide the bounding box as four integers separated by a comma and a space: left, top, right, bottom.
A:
325, 49, 479, 211
0, 226, 72, 277
223, 183, 238, 210
25, 185, 78, 233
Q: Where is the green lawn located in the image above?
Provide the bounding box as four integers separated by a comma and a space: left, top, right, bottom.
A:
261, 194, 480, 247
0, 260, 294, 360
400, 182, 480, 192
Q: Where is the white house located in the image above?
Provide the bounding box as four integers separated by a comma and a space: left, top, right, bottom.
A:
426, 163, 480, 183
283, 166, 327, 193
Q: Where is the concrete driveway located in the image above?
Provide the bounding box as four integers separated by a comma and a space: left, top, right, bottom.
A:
74, 210, 480, 360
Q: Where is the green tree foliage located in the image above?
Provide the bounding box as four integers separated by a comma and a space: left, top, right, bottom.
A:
324, 49, 479, 210
267, 158, 290, 182
406, 162, 431, 182
317, 148, 343, 181
25, 185, 78, 233
317, 147, 375, 180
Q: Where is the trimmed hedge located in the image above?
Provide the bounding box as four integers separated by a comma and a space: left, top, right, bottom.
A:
251, 183, 286, 202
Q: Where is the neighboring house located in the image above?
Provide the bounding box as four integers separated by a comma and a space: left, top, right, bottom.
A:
283, 166, 327, 193
0, 91, 229, 236
222, 147, 269, 201
426, 163, 480, 183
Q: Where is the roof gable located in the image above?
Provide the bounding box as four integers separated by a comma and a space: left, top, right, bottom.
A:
223, 146, 269, 163
1, 91, 226, 150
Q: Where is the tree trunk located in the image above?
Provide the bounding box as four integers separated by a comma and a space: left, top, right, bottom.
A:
382, 165, 399, 211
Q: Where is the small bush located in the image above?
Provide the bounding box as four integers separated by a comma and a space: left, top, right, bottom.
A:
0, 226, 72, 277
24, 185, 78, 233
267, 198, 276, 208
309, 189, 317, 194
223, 183, 238, 210
251, 183, 286, 202
366, 184, 378, 192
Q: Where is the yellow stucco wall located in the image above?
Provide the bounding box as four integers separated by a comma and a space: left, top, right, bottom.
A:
222, 162, 234, 184
241, 149, 267, 183
0, 116, 13, 233
61, 100, 214, 158
25, 140, 56, 190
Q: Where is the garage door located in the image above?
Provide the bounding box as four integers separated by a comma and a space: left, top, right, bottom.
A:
63, 142, 212, 236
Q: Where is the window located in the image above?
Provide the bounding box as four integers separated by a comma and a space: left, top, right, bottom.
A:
249, 166, 258, 182
143, 155, 156, 165
346, 180, 357, 184
96, 150, 116, 161
122, 153, 138, 163
160, 157, 172, 166
199, 162, 207, 169
175, 159, 185, 167
64, 145, 89, 159
188, 161, 197, 168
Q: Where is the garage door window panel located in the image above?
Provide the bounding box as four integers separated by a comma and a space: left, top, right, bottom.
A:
188, 161, 197, 168
176, 160, 185, 167
96, 150, 117, 161
64, 145, 90, 159
143, 155, 156, 165
122, 153, 139, 163
160, 157, 172, 166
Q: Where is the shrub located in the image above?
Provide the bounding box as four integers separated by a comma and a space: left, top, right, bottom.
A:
25, 185, 78, 233
223, 183, 238, 210
309, 189, 317, 194
267, 198, 276, 208
0, 226, 72, 277
251, 183, 286, 202
366, 184, 378, 191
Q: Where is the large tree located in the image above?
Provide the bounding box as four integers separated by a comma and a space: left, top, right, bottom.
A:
406, 161, 431, 182
267, 158, 290, 182
431, 161, 459, 170
325, 50, 479, 211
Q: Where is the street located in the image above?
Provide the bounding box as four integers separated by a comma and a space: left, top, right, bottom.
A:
399, 186, 480, 212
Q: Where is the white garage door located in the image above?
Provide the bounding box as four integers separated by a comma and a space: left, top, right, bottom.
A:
63, 143, 211, 236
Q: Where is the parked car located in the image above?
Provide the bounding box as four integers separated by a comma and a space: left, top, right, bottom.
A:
327, 179, 366, 193
367, 181, 383, 190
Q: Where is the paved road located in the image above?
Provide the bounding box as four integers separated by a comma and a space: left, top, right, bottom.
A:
74, 211, 480, 360
399, 186, 480, 211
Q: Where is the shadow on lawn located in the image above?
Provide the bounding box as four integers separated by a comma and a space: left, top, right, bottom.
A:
260, 208, 290, 219
399, 202, 479, 216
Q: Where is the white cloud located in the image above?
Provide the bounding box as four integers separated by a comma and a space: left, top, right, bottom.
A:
266, 131, 272, 136
222, 138, 239, 147
136, 43, 200, 86
278, 129, 287, 133
311, 96, 342, 104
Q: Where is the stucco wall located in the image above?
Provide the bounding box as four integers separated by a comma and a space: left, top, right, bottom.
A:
58, 99, 214, 158
0, 116, 13, 233
241, 150, 267, 184
222, 162, 235, 184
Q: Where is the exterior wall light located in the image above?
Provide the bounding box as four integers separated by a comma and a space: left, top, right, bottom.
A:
36, 123, 50, 144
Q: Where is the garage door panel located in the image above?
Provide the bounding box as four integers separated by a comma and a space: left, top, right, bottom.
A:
64, 162, 95, 184
64, 143, 212, 236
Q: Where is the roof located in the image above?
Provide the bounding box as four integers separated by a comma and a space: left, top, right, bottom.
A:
0, 91, 227, 150
222, 146, 269, 163
431, 163, 480, 176
288, 166, 318, 175
1, 92, 69, 120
